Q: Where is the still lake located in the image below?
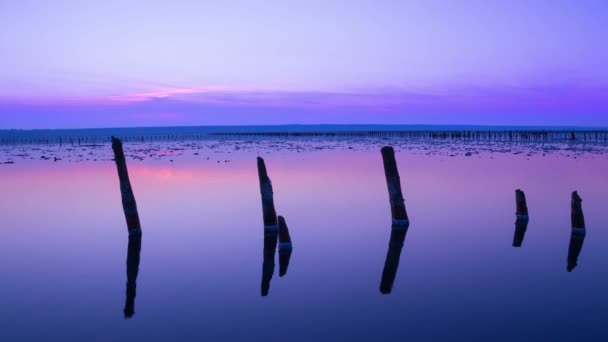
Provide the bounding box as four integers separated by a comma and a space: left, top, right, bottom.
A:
1, 136, 607, 341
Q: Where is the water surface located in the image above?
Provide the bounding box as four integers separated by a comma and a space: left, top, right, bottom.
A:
1, 137, 607, 341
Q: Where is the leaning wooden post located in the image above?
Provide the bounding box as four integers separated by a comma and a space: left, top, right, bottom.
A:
513, 189, 529, 247
278, 215, 293, 277
111, 137, 142, 236
257, 157, 278, 296
257, 157, 278, 231
380, 146, 409, 228
379, 146, 410, 294
568, 191, 586, 272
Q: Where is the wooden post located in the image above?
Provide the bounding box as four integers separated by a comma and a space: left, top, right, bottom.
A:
380, 146, 409, 227
278, 215, 293, 277
513, 189, 529, 247
571, 191, 585, 230
568, 191, 586, 272
257, 157, 278, 231
123, 234, 142, 318
515, 189, 529, 221
111, 137, 142, 236
257, 157, 278, 296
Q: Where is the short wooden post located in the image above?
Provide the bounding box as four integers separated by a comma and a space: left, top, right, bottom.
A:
380, 146, 409, 227
257, 157, 278, 296
513, 189, 529, 247
123, 234, 142, 318
515, 189, 529, 221
278, 215, 293, 277
568, 191, 586, 272
111, 137, 142, 236
571, 191, 585, 230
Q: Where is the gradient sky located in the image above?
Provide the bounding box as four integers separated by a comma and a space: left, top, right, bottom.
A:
1, 0, 607, 128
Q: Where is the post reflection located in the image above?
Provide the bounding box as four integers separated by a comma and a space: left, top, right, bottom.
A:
380, 224, 409, 294
278, 216, 293, 277
512, 219, 529, 247
124, 233, 142, 318
261, 228, 278, 296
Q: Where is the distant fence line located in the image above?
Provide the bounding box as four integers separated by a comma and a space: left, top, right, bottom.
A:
1, 130, 608, 145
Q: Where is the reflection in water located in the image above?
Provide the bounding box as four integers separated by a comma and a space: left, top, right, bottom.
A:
278, 216, 293, 277
124, 233, 142, 318
568, 191, 586, 272
261, 228, 278, 296
567, 229, 586, 272
380, 224, 409, 294
512, 219, 529, 247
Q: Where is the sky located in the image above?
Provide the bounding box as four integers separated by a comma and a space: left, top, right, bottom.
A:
0, 0, 607, 129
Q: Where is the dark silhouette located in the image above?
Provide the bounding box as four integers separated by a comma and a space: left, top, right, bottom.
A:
123, 233, 142, 318
261, 228, 278, 296
278, 216, 293, 277
379, 146, 410, 294
568, 191, 586, 272
513, 189, 530, 247
257, 157, 278, 296
111, 137, 142, 235
515, 189, 529, 220
111, 137, 143, 317
512, 219, 529, 247
380, 146, 409, 227
380, 224, 409, 294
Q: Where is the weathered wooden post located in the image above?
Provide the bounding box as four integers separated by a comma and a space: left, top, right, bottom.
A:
515, 189, 529, 221
257, 157, 278, 231
111, 137, 142, 236
568, 191, 586, 272
513, 189, 529, 247
123, 234, 142, 318
278, 215, 293, 277
257, 157, 278, 296
380, 146, 409, 227
110, 137, 144, 318
379, 146, 410, 294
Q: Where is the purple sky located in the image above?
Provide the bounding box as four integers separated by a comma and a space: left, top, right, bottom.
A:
1, 0, 607, 128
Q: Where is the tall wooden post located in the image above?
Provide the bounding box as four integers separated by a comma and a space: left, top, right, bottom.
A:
257, 157, 278, 296
111, 137, 142, 236
278, 215, 293, 277
568, 191, 586, 272
257, 157, 278, 231
380, 146, 409, 227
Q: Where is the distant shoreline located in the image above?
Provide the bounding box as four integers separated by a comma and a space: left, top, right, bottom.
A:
2, 124, 608, 138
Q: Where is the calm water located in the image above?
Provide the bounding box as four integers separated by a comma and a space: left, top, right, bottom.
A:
1, 137, 607, 341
